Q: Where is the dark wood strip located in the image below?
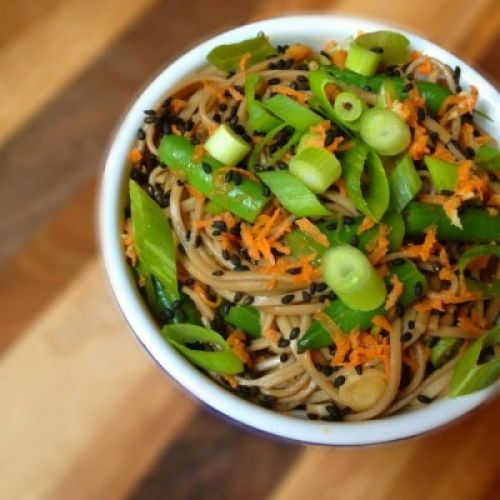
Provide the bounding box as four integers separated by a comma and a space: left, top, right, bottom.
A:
129, 409, 301, 500
0, 0, 259, 266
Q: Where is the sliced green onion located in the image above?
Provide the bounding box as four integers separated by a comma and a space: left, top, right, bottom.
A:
159, 135, 269, 222
388, 259, 427, 307
458, 245, 500, 299
404, 202, 500, 242
222, 304, 261, 338
431, 337, 462, 367
475, 144, 500, 173
322, 245, 387, 311
342, 141, 390, 221
376, 79, 399, 108
258, 170, 332, 217
245, 73, 282, 133
355, 31, 410, 65
130, 180, 179, 299
204, 199, 224, 215
204, 124, 251, 165
325, 67, 451, 115
152, 276, 202, 325
289, 147, 341, 194
297, 299, 384, 351
286, 230, 325, 266
263, 94, 323, 131
207, 35, 276, 72
360, 108, 411, 156
424, 155, 458, 192
389, 154, 423, 212
345, 42, 381, 76
450, 325, 500, 397
162, 324, 244, 375
333, 92, 363, 122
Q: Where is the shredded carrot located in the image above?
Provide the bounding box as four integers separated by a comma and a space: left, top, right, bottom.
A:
264, 329, 281, 343
310, 349, 328, 367
193, 281, 222, 308
357, 216, 376, 235
239, 51, 251, 71
295, 218, 329, 247
203, 81, 225, 100
171, 124, 182, 135
409, 123, 429, 160
129, 148, 142, 164
284, 44, 312, 61
186, 184, 205, 202
417, 57, 432, 75
335, 178, 347, 196
457, 309, 486, 336
410, 50, 422, 61
385, 274, 404, 310
403, 352, 418, 372
402, 227, 437, 262
439, 86, 478, 120
415, 287, 480, 312
376, 264, 389, 278
269, 84, 309, 104
227, 330, 253, 366
226, 86, 244, 101
331, 50, 347, 69
372, 315, 393, 334
191, 144, 205, 162
367, 224, 390, 265
171, 98, 187, 114
438, 247, 453, 281
433, 143, 456, 162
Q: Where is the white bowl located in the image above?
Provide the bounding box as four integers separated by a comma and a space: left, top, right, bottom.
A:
100, 14, 499, 445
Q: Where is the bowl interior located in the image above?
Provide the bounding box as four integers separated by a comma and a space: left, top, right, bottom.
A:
100, 15, 500, 445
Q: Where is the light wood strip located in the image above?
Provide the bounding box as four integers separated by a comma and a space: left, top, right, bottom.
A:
0, 260, 195, 500
0, 0, 156, 147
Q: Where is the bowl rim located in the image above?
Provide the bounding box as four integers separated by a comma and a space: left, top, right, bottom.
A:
99, 13, 499, 446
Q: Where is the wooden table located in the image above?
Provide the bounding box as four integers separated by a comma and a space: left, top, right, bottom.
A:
1, 1, 499, 498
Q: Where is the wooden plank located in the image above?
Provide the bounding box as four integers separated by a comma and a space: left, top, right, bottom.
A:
270, 398, 500, 500
0, 0, 157, 147
130, 411, 301, 500
0, 260, 196, 500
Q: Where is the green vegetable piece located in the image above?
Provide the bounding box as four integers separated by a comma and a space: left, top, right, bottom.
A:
129, 180, 179, 299
289, 147, 342, 194
345, 42, 381, 76
263, 94, 324, 131
360, 108, 411, 156
322, 245, 387, 311
205, 124, 251, 165
162, 324, 244, 375
388, 259, 427, 307
342, 141, 390, 222
404, 202, 500, 242
355, 31, 410, 65
297, 299, 384, 351
431, 337, 462, 367
450, 326, 500, 397
376, 79, 399, 108
324, 67, 451, 115
207, 35, 277, 72
389, 154, 423, 212
475, 144, 500, 172
204, 199, 225, 215
258, 170, 332, 217
334, 91, 364, 122
151, 276, 201, 326
223, 305, 261, 338
159, 134, 269, 222
245, 74, 282, 133
424, 155, 458, 192
248, 123, 287, 172
458, 245, 500, 299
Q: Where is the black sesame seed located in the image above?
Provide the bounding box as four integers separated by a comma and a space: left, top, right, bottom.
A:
281, 294, 295, 304
302, 291, 312, 303
289, 81, 299, 91
233, 172, 242, 185
326, 403, 342, 419
429, 131, 439, 143
276, 160, 288, 170
333, 375, 346, 387
355, 365, 363, 375
278, 337, 290, 348
309, 282, 317, 294
401, 331, 413, 342
280, 353, 289, 363
234, 85, 244, 95
371, 47, 384, 54
432, 262, 442, 272
268, 77, 281, 85
201, 162, 212, 174
212, 229, 222, 237
316, 282, 328, 293
212, 113, 222, 123
176, 179, 184, 187
417, 394, 433, 404
230, 254, 241, 266
234, 291, 244, 303
324, 128, 336, 147
137, 128, 146, 140
212, 220, 227, 232
417, 107, 426, 121
307, 413, 319, 420
221, 301, 232, 316
194, 235, 201, 248
287, 267, 302, 275
465, 147, 475, 159
224, 171, 234, 183
362, 84, 372, 92
212, 270, 224, 276
414, 282, 424, 297
326, 222, 337, 230
235, 264, 250, 271
144, 109, 156, 116
408, 320, 416, 330
453, 65, 461, 82
218, 103, 228, 112
289, 327, 300, 340
242, 295, 254, 306
403, 83, 414, 93
343, 216, 355, 225
267, 62, 277, 70
323, 366, 334, 376
262, 184, 271, 197
221, 249, 230, 260
177, 243, 186, 255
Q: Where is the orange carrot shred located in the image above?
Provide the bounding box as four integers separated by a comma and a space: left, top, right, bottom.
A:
129, 148, 142, 164
295, 218, 329, 247
284, 44, 312, 61
331, 50, 347, 69
357, 216, 376, 235
385, 274, 404, 310
239, 51, 251, 71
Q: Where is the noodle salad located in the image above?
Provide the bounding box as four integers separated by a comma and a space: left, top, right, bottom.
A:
122, 31, 500, 422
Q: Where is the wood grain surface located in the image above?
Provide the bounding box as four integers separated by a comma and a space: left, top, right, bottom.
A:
0, 0, 499, 499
